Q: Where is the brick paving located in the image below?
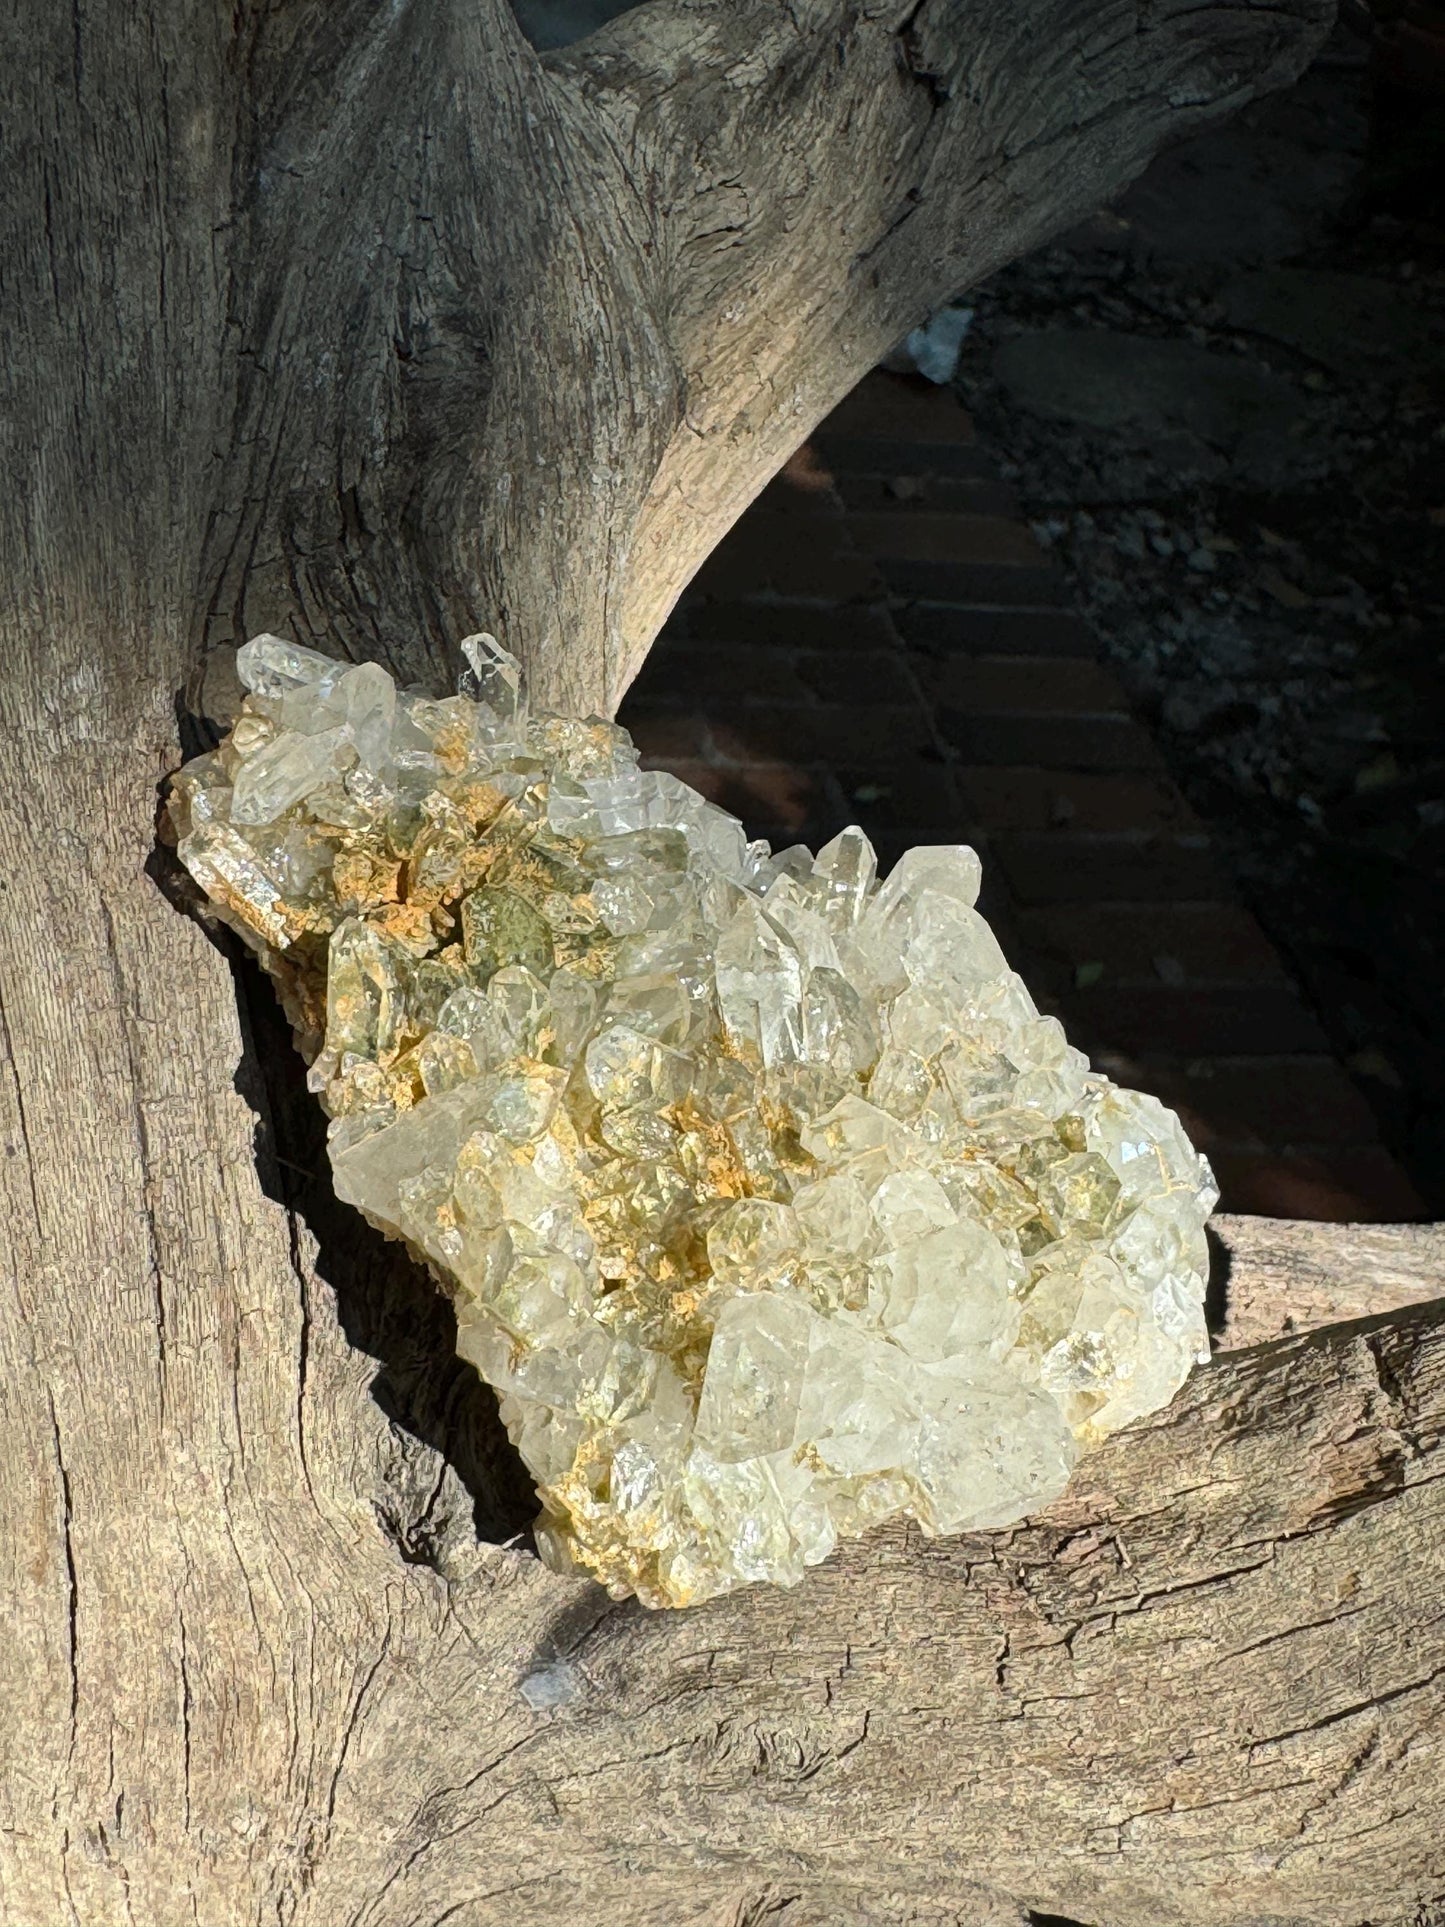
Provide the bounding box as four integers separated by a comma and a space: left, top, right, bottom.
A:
618, 372, 1425, 1223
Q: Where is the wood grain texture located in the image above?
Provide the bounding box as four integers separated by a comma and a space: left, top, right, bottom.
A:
10, 0, 1439, 1923
1214, 1215, 1445, 1351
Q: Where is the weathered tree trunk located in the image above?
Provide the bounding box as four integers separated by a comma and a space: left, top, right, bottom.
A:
10, 1, 1443, 1923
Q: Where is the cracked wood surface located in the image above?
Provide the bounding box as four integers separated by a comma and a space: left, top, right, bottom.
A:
1213, 1215, 1445, 1352
10, 0, 1442, 1922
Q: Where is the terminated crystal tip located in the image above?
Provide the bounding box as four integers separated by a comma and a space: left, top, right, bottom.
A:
170, 634, 1217, 1608
458, 631, 522, 716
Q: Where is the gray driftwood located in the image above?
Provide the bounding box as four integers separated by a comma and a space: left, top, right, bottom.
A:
8, 0, 1444, 1921
1213, 1215, 1445, 1351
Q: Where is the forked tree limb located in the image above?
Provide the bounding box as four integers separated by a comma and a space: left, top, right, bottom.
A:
11, 0, 1443, 1923
115, 0, 1336, 717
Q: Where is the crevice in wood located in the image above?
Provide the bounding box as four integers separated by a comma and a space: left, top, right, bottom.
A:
235, 938, 540, 1550
46, 1390, 80, 1769
146, 801, 538, 1556
897, 0, 953, 112
1204, 1222, 1231, 1339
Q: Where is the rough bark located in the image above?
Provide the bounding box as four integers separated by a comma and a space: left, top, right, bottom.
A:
11, 0, 1442, 1924
1213, 1215, 1445, 1351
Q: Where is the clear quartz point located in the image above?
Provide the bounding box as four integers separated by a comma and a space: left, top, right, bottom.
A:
171, 633, 1217, 1609
813, 824, 878, 925
458, 631, 523, 718
235, 632, 340, 700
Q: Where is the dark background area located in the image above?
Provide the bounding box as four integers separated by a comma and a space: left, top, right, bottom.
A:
949, 7, 1445, 1217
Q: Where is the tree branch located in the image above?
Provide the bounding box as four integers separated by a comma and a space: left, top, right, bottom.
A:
290, 1286, 1445, 1927
194, 0, 1339, 714
1213, 1214, 1445, 1350
543, 0, 1336, 691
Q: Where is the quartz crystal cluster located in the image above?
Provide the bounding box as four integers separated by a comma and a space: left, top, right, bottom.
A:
170, 633, 1217, 1608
